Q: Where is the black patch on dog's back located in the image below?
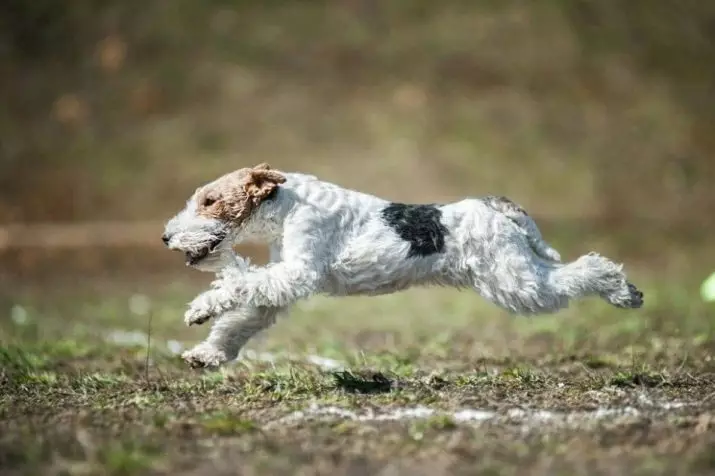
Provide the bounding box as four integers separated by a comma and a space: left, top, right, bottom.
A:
381, 203, 448, 258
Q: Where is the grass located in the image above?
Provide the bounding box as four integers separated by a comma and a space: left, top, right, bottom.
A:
1, 264, 715, 475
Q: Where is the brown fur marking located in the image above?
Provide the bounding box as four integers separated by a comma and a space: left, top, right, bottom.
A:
196, 163, 286, 224
483, 195, 528, 216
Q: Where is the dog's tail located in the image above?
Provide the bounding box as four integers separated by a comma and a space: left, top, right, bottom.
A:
482, 196, 562, 262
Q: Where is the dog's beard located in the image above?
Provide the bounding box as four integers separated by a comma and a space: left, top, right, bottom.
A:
177, 229, 229, 266
186, 240, 238, 272
185, 247, 210, 266
188, 251, 231, 272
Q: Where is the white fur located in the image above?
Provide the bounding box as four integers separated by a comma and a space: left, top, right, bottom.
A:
165, 171, 643, 368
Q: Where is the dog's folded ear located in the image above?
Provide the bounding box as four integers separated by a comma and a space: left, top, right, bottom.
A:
244, 164, 286, 204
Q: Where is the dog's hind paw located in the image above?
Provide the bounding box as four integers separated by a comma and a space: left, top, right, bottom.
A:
607, 282, 644, 309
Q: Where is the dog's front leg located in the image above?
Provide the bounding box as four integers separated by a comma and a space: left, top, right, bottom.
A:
184, 261, 323, 325
185, 221, 328, 325
182, 304, 286, 368
183, 254, 253, 327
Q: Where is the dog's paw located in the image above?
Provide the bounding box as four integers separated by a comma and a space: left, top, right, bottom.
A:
181, 344, 228, 369
184, 294, 216, 326
623, 282, 644, 308
607, 282, 644, 309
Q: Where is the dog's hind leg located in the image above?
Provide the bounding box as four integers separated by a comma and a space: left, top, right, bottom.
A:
468, 236, 643, 315
547, 252, 643, 309
481, 195, 561, 262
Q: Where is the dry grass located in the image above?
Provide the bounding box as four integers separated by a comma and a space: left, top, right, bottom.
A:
2, 252, 715, 475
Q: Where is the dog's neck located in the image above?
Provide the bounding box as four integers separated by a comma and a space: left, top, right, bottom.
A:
230, 186, 293, 245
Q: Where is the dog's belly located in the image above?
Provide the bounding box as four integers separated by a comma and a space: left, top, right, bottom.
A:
321, 264, 442, 297
322, 278, 413, 297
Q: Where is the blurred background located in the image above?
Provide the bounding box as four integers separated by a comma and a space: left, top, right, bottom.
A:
1, 0, 714, 348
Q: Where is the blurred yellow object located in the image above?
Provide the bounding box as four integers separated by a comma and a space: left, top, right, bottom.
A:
53, 94, 88, 126
97, 35, 126, 73
701, 272, 715, 302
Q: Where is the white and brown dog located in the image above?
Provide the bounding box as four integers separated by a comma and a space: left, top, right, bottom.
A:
163, 163, 643, 368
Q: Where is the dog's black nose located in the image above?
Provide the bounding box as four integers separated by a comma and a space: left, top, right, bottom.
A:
162, 233, 170, 245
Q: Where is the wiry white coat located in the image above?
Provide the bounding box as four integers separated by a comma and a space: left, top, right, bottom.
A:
166, 171, 643, 368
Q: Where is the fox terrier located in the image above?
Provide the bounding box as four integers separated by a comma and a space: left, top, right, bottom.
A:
162, 163, 643, 368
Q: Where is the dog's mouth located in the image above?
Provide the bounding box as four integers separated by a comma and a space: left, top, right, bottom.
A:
185, 248, 209, 266
185, 239, 223, 266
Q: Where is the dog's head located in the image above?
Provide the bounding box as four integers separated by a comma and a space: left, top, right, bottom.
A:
162, 163, 286, 270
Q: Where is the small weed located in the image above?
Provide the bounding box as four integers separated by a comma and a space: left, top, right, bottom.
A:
123, 393, 166, 409
423, 414, 458, 431
331, 420, 360, 435
71, 373, 132, 391
151, 412, 171, 429
583, 354, 620, 370
0, 346, 47, 375
199, 371, 226, 385
453, 371, 494, 387
408, 415, 457, 441
332, 371, 394, 394
201, 412, 258, 436
242, 369, 328, 398
98, 442, 161, 476
356, 351, 420, 376
425, 374, 449, 390
37, 339, 98, 360
610, 371, 667, 388
500, 366, 542, 386
21, 371, 59, 385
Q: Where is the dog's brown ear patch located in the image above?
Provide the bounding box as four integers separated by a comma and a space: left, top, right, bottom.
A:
243, 165, 286, 204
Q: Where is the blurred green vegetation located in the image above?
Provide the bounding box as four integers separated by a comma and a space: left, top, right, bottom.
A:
0, 0, 713, 230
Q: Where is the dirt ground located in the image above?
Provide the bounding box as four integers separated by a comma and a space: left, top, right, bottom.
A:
2, 243, 715, 476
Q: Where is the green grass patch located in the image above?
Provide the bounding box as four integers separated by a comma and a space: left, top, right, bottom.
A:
201, 411, 259, 436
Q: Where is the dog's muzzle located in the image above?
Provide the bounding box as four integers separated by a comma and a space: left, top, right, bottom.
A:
185, 248, 210, 266
184, 238, 223, 266
162, 232, 225, 266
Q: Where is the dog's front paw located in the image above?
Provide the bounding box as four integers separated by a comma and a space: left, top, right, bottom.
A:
181, 344, 228, 369
185, 292, 219, 326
